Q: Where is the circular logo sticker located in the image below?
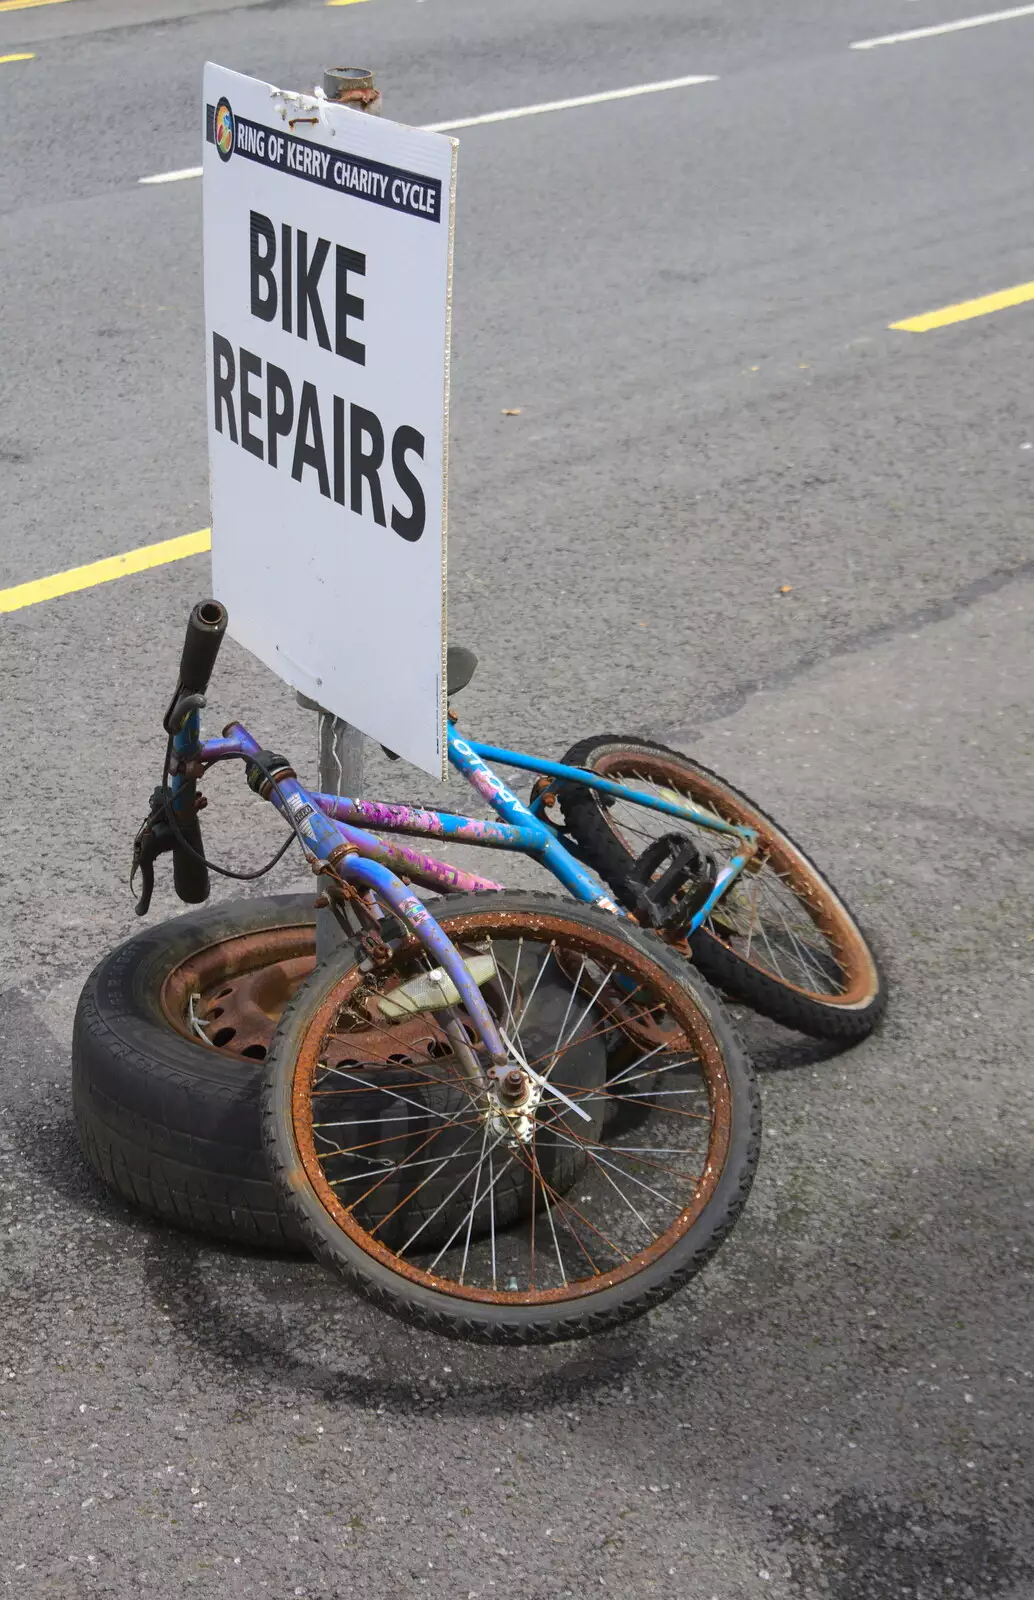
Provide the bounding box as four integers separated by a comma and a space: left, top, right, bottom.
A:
214, 98, 234, 162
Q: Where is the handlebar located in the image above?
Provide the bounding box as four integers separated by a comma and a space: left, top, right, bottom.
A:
171, 804, 210, 905
170, 600, 227, 904
177, 598, 228, 699
134, 600, 229, 915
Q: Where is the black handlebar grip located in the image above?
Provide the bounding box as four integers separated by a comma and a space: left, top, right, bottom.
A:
177, 600, 228, 697
171, 804, 210, 905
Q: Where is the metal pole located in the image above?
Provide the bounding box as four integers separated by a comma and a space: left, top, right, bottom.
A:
323, 65, 382, 115
303, 67, 381, 961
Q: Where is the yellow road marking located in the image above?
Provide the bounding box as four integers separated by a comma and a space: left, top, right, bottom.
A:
0, 0, 70, 12
890, 280, 1034, 331
0, 51, 36, 62
10, 277, 1026, 612
326, 1, 369, 6
0, 529, 210, 615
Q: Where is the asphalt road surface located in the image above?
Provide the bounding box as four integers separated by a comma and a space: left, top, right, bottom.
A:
1, 1, 1031, 1596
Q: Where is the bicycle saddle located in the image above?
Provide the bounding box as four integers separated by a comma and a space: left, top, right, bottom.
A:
381, 646, 478, 760
447, 645, 478, 696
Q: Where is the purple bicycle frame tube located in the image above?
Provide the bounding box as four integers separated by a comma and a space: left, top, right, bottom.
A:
199, 729, 505, 897
341, 854, 508, 1066
315, 794, 517, 849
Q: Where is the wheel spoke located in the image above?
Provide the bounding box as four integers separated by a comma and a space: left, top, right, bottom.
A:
314, 1073, 466, 1098
541, 953, 586, 1066
499, 934, 523, 1033
546, 1124, 691, 1212
547, 963, 617, 1073
540, 1161, 568, 1286
507, 937, 559, 1056
393, 1130, 509, 1256
327, 1145, 487, 1185
422, 1133, 513, 1268
315, 1125, 471, 1163
506, 1141, 625, 1270
314, 1110, 484, 1162
597, 1041, 668, 1089
338, 1120, 480, 1214
528, 1129, 539, 1290
537, 1075, 711, 1122
317, 1063, 477, 1123
518, 996, 686, 1075
572, 1143, 658, 1239
488, 1148, 498, 1290
535, 1117, 704, 1185
458, 1120, 490, 1284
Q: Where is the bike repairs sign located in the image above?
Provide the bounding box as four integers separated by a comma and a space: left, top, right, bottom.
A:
203, 63, 456, 778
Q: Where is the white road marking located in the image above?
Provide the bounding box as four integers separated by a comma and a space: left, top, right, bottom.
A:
139, 165, 203, 184
138, 74, 718, 185
420, 75, 718, 133
851, 4, 1034, 49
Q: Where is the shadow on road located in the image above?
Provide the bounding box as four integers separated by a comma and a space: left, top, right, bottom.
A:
3, 986, 867, 1420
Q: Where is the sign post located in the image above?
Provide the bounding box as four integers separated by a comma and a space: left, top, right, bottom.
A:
305, 67, 380, 958
202, 62, 457, 793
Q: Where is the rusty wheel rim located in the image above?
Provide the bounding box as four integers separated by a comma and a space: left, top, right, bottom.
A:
161, 926, 316, 1061
588, 752, 879, 1010
289, 907, 733, 1306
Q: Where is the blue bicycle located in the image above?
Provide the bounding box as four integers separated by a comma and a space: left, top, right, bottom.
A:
98, 598, 885, 1344
113, 600, 766, 1345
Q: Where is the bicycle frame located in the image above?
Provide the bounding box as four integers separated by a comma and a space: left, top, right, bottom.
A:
173, 706, 757, 1086
185, 710, 754, 924
316, 722, 757, 934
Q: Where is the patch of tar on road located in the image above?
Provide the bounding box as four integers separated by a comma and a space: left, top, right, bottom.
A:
772, 1490, 1033, 1600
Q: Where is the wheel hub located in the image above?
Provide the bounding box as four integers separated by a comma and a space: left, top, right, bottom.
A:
487, 1071, 542, 1145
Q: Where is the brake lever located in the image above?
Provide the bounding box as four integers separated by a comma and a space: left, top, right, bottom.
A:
130, 843, 156, 918
130, 786, 176, 916
162, 689, 206, 736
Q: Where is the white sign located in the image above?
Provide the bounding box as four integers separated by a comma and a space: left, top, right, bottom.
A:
203, 64, 457, 778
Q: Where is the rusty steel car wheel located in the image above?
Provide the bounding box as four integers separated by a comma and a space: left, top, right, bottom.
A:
72, 895, 601, 1255
73, 895, 320, 1249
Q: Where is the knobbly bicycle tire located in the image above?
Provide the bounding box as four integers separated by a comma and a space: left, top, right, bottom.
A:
555, 736, 886, 1043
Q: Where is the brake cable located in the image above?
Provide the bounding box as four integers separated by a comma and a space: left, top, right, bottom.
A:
158, 733, 305, 883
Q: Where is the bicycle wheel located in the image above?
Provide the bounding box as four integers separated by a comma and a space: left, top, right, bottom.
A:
555, 736, 885, 1042
262, 892, 760, 1345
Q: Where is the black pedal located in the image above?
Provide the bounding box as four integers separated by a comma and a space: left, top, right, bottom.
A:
622, 833, 717, 936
